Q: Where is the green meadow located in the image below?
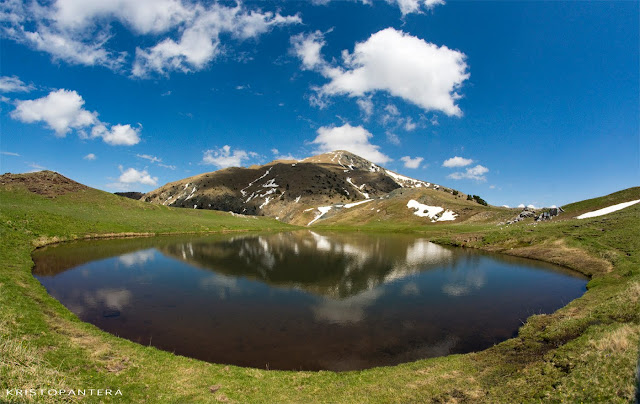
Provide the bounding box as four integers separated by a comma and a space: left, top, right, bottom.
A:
1, 181, 639, 403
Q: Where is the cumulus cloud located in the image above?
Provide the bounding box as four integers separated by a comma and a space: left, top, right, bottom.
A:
2, 1, 300, 76
95, 124, 141, 146
293, 28, 469, 117
442, 156, 473, 168
202, 145, 252, 168
118, 166, 158, 186
400, 156, 423, 169
447, 164, 489, 181
83, 153, 96, 160
132, 4, 301, 77
11, 89, 97, 135
0, 75, 33, 93
311, 123, 391, 164
10, 89, 140, 145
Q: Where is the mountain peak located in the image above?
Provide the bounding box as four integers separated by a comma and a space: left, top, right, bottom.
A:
143, 149, 454, 225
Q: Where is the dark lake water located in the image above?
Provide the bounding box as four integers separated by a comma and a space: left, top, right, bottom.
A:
32, 231, 587, 371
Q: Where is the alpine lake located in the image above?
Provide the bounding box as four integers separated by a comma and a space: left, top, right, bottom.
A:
33, 231, 587, 371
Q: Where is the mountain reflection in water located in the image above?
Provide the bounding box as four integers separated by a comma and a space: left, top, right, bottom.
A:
33, 231, 587, 371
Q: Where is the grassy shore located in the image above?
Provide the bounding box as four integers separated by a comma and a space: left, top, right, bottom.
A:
1, 182, 639, 403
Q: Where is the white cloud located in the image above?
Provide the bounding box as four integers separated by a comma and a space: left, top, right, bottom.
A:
290, 30, 326, 70
11, 89, 97, 135
403, 117, 416, 131
270, 148, 279, 155
52, 0, 194, 34
1, 151, 20, 156
2, 1, 300, 75
135, 153, 176, 169
386, 131, 400, 145
132, 4, 301, 77
137, 154, 161, 163
83, 153, 96, 160
118, 166, 158, 186
356, 96, 374, 121
0, 75, 33, 93
21, 26, 125, 69
295, 28, 469, 116
312, 0, 445, 15
384, 104, 400, 116
442, 156, 473, 168
379, 103, 417, 133
517, 204, 525, 208
100, 124, 141, 146
388, 0, 445, 15
527, 204, 537, 209
202, 145, 251, 168
312, 123, 391, 164
448, 164, 489, 181
400, 156, 423, 169
11, 89, 141, 146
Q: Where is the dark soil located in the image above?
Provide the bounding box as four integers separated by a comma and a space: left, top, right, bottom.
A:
0, 171, 88, 197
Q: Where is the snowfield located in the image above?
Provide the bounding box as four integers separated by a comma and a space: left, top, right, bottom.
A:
576, 199, 640, 219
407, 199, 457, 222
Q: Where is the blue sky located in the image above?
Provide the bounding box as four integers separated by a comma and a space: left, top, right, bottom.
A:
0, 0, 638, 208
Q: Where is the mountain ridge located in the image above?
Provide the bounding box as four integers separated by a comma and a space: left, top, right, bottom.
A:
142, 150, 490, 225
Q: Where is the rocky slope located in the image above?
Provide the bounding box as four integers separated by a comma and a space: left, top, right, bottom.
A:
142, 150, 494, 225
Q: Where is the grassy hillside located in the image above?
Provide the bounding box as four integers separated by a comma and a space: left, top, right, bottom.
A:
1, 174, 639, 403
312, 187, 514, 229
560, 186, 640, 217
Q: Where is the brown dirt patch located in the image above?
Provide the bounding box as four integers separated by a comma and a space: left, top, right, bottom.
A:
0, 171, 88, 197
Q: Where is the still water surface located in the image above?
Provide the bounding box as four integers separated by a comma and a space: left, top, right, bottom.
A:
33, 231, 587, 371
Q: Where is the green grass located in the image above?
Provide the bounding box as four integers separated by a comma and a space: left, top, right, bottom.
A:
1, 184, 639, 403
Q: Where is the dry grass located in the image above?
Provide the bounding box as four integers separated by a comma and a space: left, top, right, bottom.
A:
588, 324, 636, 353
0, 337, 74, 403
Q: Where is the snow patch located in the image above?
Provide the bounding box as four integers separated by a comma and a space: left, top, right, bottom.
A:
437, 210, 457, 221
262, 178, 278, 188
385, 170, 429, 188
346, 177, 369, 199
576, 199, 640, 219
344, 199, 373, 208
295, 196, 301, 203
185, 186, 197, 200
407, 199, 457, 222
240, 167, 272, 196
308, 206, 332, 226
259, 197, 272, 209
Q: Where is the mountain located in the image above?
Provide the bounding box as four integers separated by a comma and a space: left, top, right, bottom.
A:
143, 150, 505, 225
114, 191, 145, 200
0, 170, 89, 197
